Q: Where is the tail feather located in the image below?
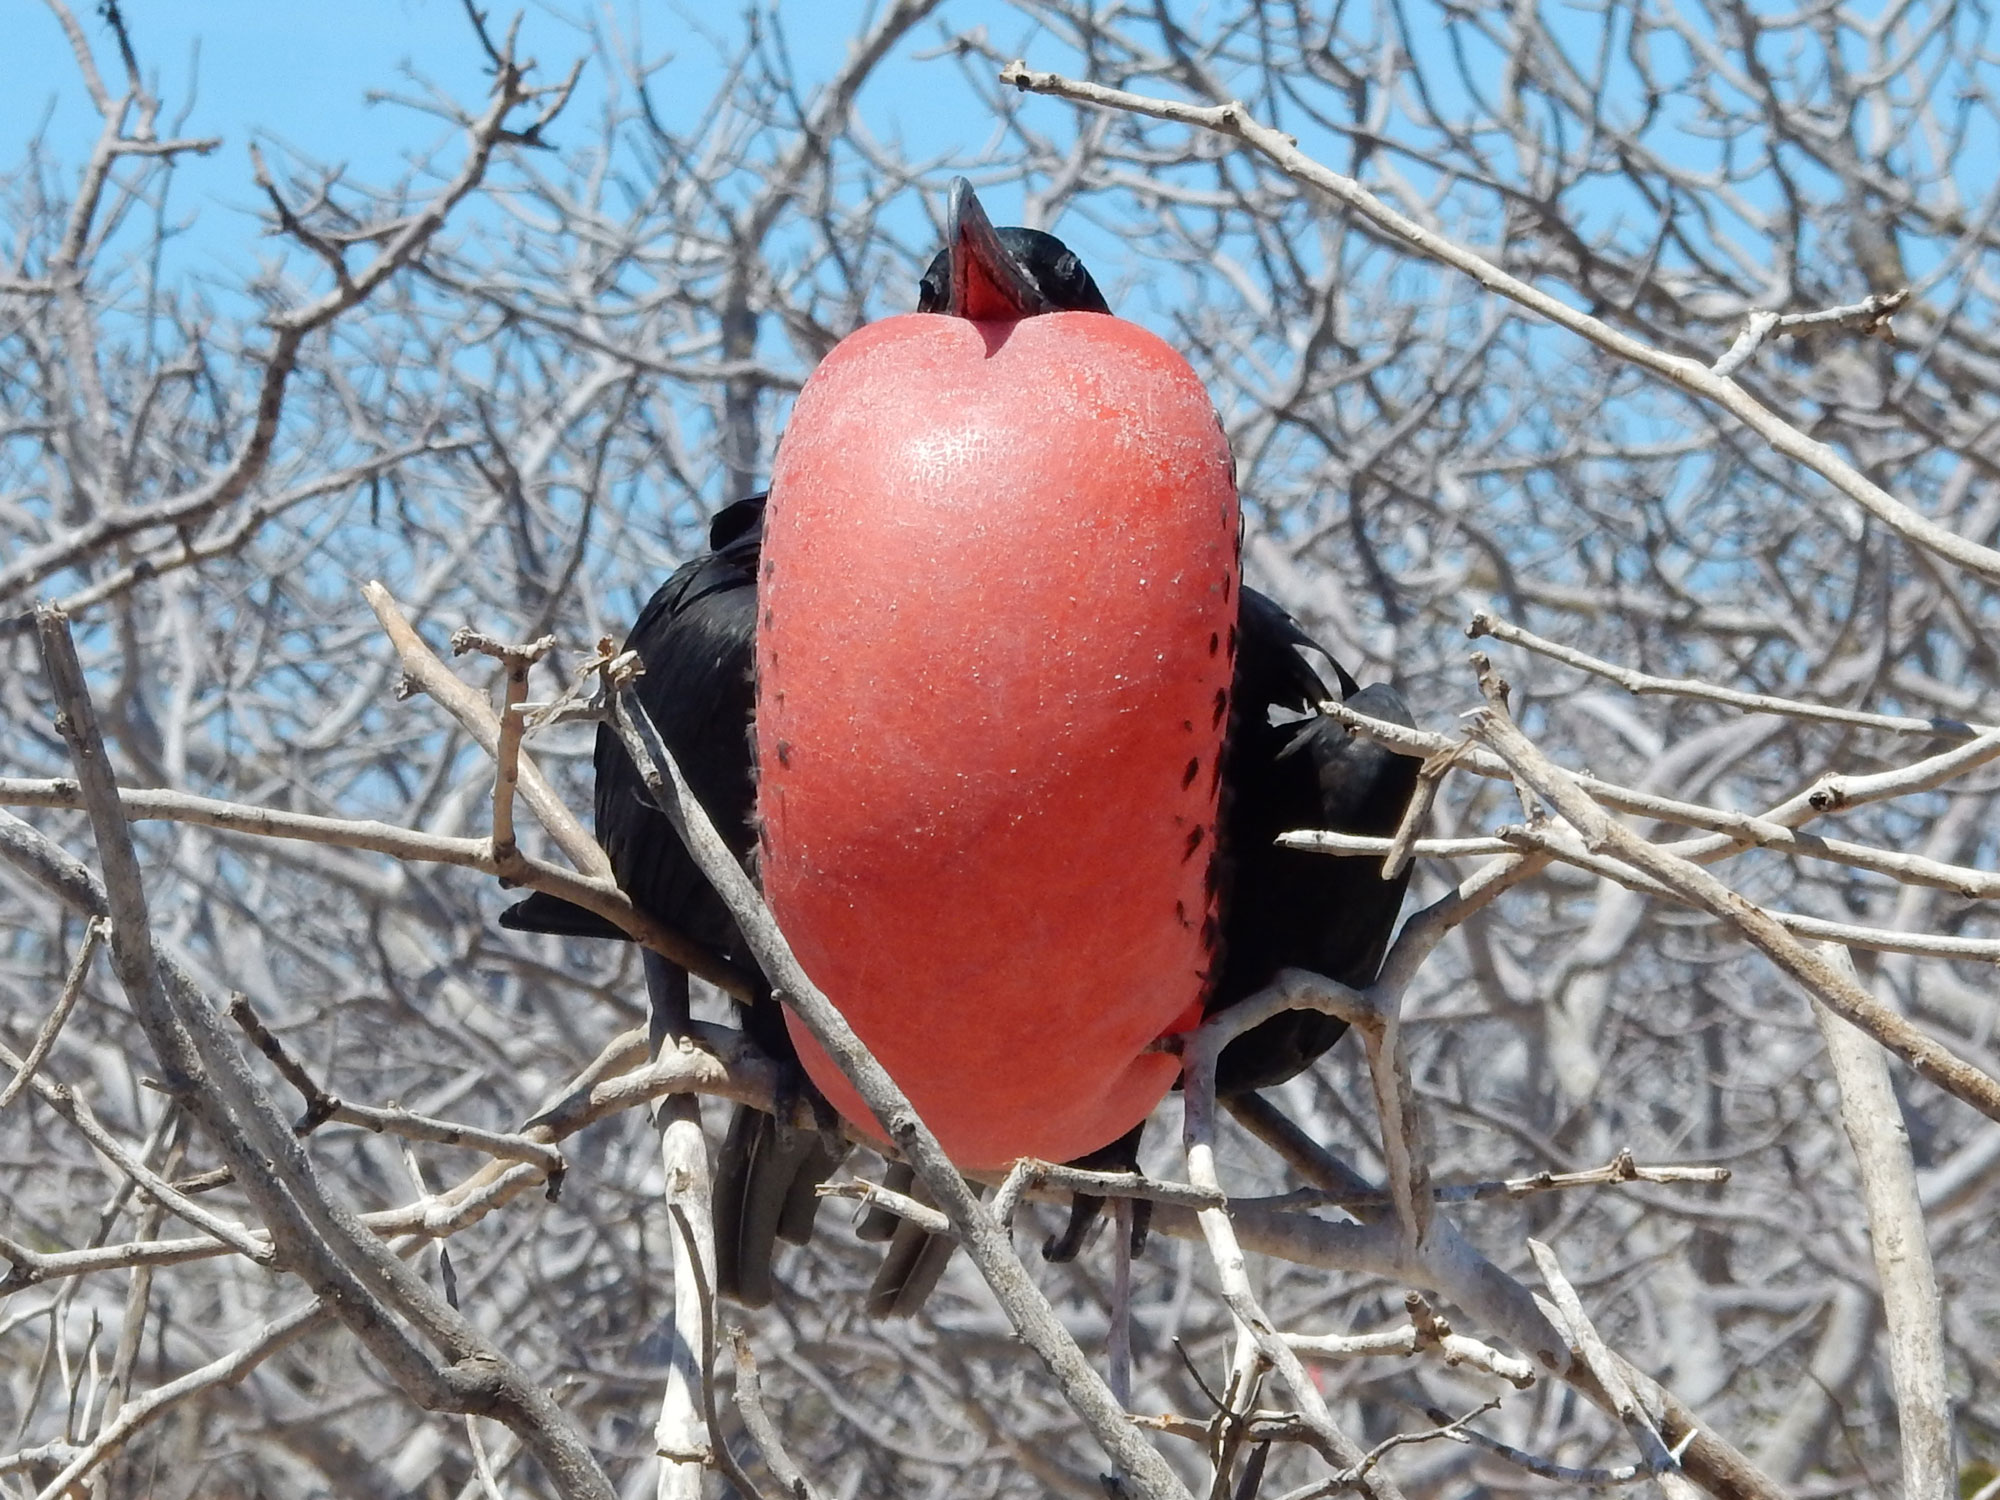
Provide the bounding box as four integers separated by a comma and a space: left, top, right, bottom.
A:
856, 1161, 915, 1242
777, 1136, 842, 1246
866, 1193, 960, 1320
711, 1106, 761, 1299
713, 1104, 839, 1308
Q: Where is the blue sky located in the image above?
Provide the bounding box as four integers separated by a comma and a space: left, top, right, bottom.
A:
11, 2, 565, 223
5, 2, 970, 164
3, 1, 1055, 285
21, 2, 1991, 316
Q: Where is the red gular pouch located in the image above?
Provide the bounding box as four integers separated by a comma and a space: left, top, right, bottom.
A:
755, 309, 1239, 1173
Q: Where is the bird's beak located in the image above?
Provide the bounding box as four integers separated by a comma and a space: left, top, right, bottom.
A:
945, 178, 1053, 321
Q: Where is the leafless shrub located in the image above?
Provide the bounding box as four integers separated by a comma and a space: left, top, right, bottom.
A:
2, 2, 1996, 1496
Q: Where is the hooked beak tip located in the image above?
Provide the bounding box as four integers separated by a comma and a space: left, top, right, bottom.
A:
944, 177, 1048, 322
946, 176, 981, 243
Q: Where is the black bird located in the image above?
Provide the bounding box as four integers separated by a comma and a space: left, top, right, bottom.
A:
502, 199, 1420, 1311
501, 493, 840, 1307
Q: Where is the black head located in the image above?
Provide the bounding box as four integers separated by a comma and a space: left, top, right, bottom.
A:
916, 177, 1111, 319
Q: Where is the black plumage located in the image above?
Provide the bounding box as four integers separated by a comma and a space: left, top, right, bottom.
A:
503, 201, 1421, 1311
505, 492, 1421, 1310
502, 495, 838, 1309
1209, 589, 1420, 1095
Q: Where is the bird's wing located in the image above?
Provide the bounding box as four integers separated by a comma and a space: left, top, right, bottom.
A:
1208, 590, 1422, 1095
498, 505, 762, 948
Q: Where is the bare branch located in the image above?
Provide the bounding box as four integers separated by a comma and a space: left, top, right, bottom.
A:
730, 1327, 827, 1500
31, 604, 618, 1500
1712, 289, 1909, 379
1288, 1293, 1538, 1390
1466, 655, 2000, 1122
0, 917, 103, 1114
1809, 945, 1953, 1500
1468, 609, 1980, 738
1530, 1238, 1701, 1498
27, 1296, 332, 1499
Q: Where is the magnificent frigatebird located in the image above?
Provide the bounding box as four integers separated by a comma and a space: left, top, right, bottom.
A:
502, 182, 1419, 1310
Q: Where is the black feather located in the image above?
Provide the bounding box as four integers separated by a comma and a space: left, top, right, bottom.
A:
498, 494, 837, 1308
1207, 605, 1421, 1095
